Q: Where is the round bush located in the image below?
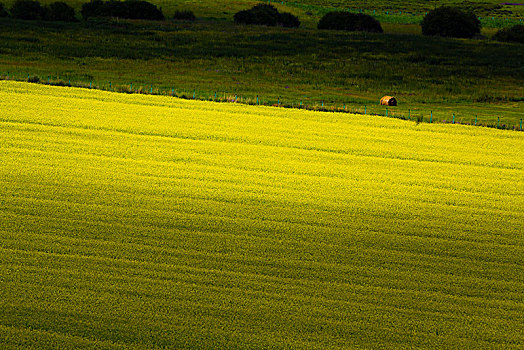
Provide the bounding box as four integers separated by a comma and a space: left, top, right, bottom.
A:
234, 4, 299, 28
234, 4, 279, 26
46, 2, 76, 21
10, 0, 46, 20
421, 6, 480, 38
173, 10, 195, 21
81, 0, 163, 20
492, 24, 524, 44
279, 12, 300, 28
100, 0, 128, 18
81, 0, 103, 19
125, 0, 164, 20
0, 3, 9, 17
317, 11, 383, 33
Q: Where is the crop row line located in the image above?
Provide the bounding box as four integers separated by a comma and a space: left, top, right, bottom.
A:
3, 243, 522, 316
3, 187, 523, 251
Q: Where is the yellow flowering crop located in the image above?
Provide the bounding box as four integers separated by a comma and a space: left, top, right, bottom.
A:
0, 81, 523, 349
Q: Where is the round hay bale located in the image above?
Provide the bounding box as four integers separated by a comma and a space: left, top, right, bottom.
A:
380, 96, 397, 106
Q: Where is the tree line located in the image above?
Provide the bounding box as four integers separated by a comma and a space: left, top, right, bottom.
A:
0, 1, 521, 43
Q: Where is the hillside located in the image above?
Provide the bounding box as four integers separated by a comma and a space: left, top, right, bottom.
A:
1, 16, 523, 128
1, 81, 523, 348
1, 0, 522, 127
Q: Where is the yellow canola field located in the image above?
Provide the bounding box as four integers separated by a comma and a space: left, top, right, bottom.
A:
0, 81, 523, 349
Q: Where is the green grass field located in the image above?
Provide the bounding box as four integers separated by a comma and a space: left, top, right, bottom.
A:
1, 81, 523, 348
0, 17, 523, 128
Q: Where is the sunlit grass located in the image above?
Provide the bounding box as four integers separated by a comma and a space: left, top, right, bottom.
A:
1, 81, 523, 348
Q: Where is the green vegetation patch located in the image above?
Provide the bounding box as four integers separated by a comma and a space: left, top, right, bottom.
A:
1, 0, 523, 25
0, 18, 522, 126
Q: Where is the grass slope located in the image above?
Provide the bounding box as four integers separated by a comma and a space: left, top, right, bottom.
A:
1, 81, 523, 348
0, 19, 523, 127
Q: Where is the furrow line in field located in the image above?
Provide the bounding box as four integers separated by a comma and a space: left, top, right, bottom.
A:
0, 324, 141, 350
4, 259, 523, 333
3, 242, 523, 308
2, 241, 523, 310
3, 190, 523, 246
3, 210, 523, 277
1, 118, 521, 171
2, 300, 469, 350
3, 269, 523, 346
1, 204, 521, 263
2, 144, 522, 199
2, 135, 522, 200
3, 174, 522, 225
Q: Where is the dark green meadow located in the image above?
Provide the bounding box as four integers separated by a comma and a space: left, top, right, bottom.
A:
0, 16, 523, 128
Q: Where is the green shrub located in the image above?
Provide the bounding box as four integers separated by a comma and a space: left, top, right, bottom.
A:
492, 24, 524, 44
233, 10, 256, 25
317, 11, 383, 33
279, 12, 300, 28
46, 1, 76, 21
125, 1, 164, 20
81, 0, 164, 20
234, 4, 279, 26
173, 10, 195, 21
234, 4, 299, 28
10, 0, 46, 20
421, 6, 480, 38
80, 0, 102, 19
0, 3, 9, 17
